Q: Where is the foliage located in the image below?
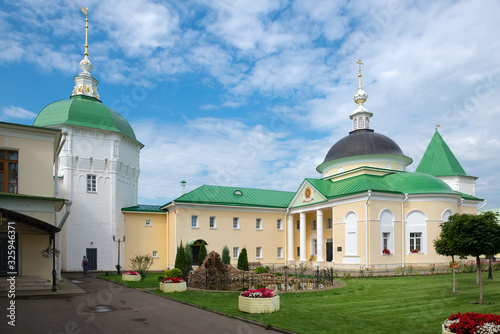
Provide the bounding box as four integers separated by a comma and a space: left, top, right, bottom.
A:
129, 254, 154, 272
138, 270, 146, 281
184, 243, 193, 271
158, 275, 165, 281
199, 243, 207, 266
222, 245, 231, 265
237, 247, 249, 271
166, 268, 183, 278
254, 266, 269, 274
444, 312, 500, 334
174, 241, 187, 271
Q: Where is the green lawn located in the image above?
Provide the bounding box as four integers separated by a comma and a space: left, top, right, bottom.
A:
99, 272, 500, 333
152, 273, 500, 334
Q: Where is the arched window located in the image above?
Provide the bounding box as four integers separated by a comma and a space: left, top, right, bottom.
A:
365, 117, 370, 128
358, 117, 364, 129
345, 212, 358, 255
353, 118, 358, 130
380, 210, 394, 255
406, 211, 427, 254
442, 210, 453, 222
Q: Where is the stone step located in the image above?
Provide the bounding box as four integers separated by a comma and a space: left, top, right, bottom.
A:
0, 276, 51, 291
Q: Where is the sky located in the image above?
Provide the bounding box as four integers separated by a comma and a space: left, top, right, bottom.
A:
0, 0, 499, 209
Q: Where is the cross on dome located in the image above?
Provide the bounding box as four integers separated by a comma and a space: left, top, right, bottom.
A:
350, 59, 373, 131
71, 6, 100, 100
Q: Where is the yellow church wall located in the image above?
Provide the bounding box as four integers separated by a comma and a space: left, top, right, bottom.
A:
123, 212, 168, 271
1, 131, 58, 197
323, 161, 405, 178
20, 235, 54, 281
173, 205, 287, 267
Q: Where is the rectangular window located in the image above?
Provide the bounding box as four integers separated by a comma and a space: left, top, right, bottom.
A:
191, 215, 198, 228
152, 251, 158, 258
277, 247, 283, 259
233, 217, 240, 229
312, 239, 317, 255
383, 232, 390, 251
145, 220, 151, 227
277, 219, 283, 230
297, 220, 300, 230
326, 218, 333, 229
410, 232, 422, 252
86, 174, 96, 192
256, 218, 262, 230
312, 220, 317, 231
209, 216, 216, 229
297, 246, 300, 257
256, 247, 262, 259
0, 150, 18, 193
233, 247, 240, 259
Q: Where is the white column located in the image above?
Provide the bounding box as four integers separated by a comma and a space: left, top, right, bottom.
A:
287, 214, 295, 261
300, 212, 307, 261
316, 209, 324, 261
331, 206, 335, 263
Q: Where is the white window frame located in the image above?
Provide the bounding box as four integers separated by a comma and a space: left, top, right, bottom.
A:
382, 232, 390, 251
191, 215, 199, 229
209, 216, 216, 229
326, 218, 332, 230
406, 211, 427, 254
145, 219, 151, 227
380, 210, 394, 255
312, 239, 317, 255
233, 217, 240, 230
233, 247, 240, 259
256, 218, 262, 230
312, 220, 317, 231
87, 174, 96, 192
277, 219, 283, 230
410, 232, 422, 252
256, 247, 262, 259
277, 247, 283, 259
152, 250, 158, 258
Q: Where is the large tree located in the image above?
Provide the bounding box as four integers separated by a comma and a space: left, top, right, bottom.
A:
446, 212, 500, 304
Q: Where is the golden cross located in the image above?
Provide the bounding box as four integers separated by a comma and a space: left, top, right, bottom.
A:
356, 59, 364, 89
81, 6, 89, 56
435, 124, 441, 131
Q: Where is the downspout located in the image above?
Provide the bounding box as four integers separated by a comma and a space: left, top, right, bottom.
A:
57, 201, 72, 229
285, 208, 289, 266
166, 210, 169, 268
173, 201, 177, 257
365, 190, 372, 268
401, 194, 408, 268
478, 200, 487, 211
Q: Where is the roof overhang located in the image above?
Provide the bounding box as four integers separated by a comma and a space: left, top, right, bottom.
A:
0, 207, 61, 235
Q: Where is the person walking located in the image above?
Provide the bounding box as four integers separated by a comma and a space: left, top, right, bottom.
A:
82, 255, 89, 275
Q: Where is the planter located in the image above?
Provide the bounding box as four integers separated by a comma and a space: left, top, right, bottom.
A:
238, 295, 280, 314
122, 274, 141, 281
160, 281, 187, 293
442, 324, 453, 334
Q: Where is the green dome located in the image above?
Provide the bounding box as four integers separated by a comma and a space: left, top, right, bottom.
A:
384, 172, 455, 195
34, 95, 141, 145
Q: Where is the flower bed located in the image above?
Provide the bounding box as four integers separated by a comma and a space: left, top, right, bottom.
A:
159, 277, 186, 293
238, 288, 279, 313
382, 249, 391, 255
122, 271, 141, 281
443, 312, 500, 334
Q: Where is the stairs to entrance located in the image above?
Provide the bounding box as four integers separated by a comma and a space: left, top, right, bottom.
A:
0, 276, 51, 291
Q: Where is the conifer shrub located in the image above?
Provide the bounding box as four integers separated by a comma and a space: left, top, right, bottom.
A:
184, 243, 193, 271
199, 243, 207, 266
222, 245, 231, 265
175, 242, 187, 271
237, 247, 249, 271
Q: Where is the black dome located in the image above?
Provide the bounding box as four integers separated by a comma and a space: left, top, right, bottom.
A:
322, 129, 405, 163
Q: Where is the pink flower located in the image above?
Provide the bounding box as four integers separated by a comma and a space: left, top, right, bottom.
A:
240, 288, 276, 298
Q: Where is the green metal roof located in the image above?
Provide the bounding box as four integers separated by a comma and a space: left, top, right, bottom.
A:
167, 185, 295, 209
34, 95, 142, 146
416, 131, 466, 176
121, 204, 164, 213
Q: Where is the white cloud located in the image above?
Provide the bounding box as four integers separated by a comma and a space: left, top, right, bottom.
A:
2, 106, 37, 120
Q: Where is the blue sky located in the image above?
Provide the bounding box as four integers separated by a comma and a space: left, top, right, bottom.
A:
1, 0, 499, 209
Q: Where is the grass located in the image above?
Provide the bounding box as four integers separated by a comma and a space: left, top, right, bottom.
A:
150, 273, 500, 334
99, 272, 163, 289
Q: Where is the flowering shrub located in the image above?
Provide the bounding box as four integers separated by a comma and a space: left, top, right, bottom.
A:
382, 249, 391, 255
123, 271, 139, 275
411, 249, 419, 253
444, 312, 500, 334
161, 277, 185, 284
240, 288, 276, 298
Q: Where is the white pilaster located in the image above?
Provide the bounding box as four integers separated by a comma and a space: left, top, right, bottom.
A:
316, 210, 324, 261
287, 214, 294, 261
300, 212, 306, 261
331, 206, 335, 263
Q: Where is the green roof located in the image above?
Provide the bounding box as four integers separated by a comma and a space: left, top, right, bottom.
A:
34, 95, 142, 146
121, 204, 163, 213
166, 185, 295, 209
416, 131, 466, 176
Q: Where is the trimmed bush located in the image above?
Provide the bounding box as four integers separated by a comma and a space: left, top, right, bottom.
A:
254, 266, 268, 274
199, 243, 207, 266
166, 268, 183, 278
175, 242, 187, 271
222, 245, 231, 265
238, 248, 249, 271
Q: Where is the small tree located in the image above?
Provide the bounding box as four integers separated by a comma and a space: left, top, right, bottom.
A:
174, 242, 187, 272
198, 243, 207, 266
237, 247, 249, 271
129, 254, 154, 281
184, 243, 193, 271
222, 245, 231, 265
448, 212, 500, 304
434, 221, 461, 293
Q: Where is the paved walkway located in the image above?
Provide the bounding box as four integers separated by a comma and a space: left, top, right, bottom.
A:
0, 272, 285, 334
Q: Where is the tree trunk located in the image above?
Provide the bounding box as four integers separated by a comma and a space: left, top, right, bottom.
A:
452, 255, 456, 294
477, 255, 483, 304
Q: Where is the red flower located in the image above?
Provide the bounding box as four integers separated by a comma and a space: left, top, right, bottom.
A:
161, 277, 184, 284
383, 249, 391, 255
445, 312, 500, 334
240, 288, 276, 298
123, 271, 139, 275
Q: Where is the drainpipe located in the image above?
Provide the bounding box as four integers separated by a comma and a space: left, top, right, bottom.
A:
478, 200, 487, 211
285, 208, 289, 266
401, 194, 408, 268
166, 210, 169, 268
365, 190, 372, 268
57, 201, 72, 229
173, 201, 177, 257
